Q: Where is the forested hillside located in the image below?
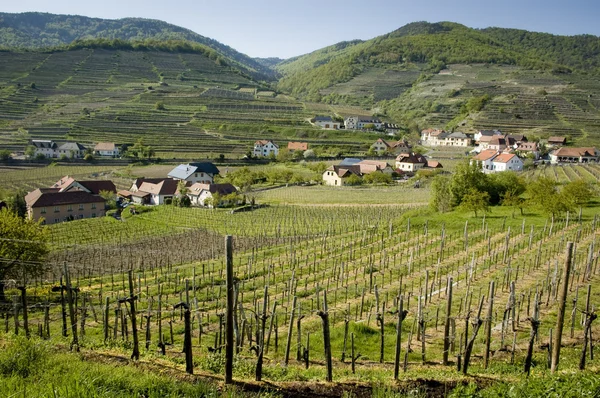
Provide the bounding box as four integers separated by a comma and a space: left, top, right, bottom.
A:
0, 12, 275, 80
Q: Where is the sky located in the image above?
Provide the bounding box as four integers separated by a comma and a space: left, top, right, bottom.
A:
2, 0, 600, 59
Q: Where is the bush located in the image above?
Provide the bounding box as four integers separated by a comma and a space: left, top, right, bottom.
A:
155, 101, 166, 110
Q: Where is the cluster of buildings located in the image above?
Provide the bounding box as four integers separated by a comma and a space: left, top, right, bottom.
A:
24, 161, 239, 225
323, 154, 442, 186
252, 141, 310, 158
29, 140, 120, 159
311, 115, 399, 133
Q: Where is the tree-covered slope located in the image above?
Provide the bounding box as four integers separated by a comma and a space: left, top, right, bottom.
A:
0, 12, 275, 80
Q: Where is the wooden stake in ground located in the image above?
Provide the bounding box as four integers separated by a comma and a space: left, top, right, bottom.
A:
317, 291, 333, 382
119, 270, 140, 360
524, 292, 540, 376
551, 242, 573, 373
462, 296, 485, 375
64, 263, 79, 352
484, 280, 495, 369
284, 296, 297, 366
443, 278, 453, 366
394, 296, 407, 379
255, 285, 269, 381
580, 307, 597, 370
174, 302, 193, 374
225, 235, 234, 384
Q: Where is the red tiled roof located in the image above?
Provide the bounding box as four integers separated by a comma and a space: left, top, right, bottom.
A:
473, 149, 498, 161
288, 142, 308, 151
493, 153, 517, 163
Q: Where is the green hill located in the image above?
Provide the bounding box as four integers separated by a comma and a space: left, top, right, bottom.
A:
0, 12, 275, 80
276, 22, 600, 144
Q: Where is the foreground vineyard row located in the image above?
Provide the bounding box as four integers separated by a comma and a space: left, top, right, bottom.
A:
3, 204, 599, 387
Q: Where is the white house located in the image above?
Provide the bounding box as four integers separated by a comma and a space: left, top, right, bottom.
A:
421, 129, 472, 147
312, 116, 341, 129
395, 152, 427, 172
94, 142, 120, 157
492, 153, 524, 172
31, 140, 58, 158
130, 178, 178, 205
323, 165, 362, 186
168, 162, 219, 184
187, 183, 237, 207
471, 149, 499, 174
253, 140, 279, 157
56, 142, 87, 159
370, 138, 411, 155
345, 116, 383, 130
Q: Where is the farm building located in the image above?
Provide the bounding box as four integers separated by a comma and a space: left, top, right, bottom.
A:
549, 147, 599, 164
492, 153, 524, 172
168, 162, 220, 184
55, 142, 87, 159
345, 116, 383, 130
30, 140, 58, 158
323, 165, 362, 186
253, 140, 279, 157
395, 152, 428, 172
52, 176, 116, 195
94, 142, 120, 157
370, 138, 411, 155
25, 188, 106, 225
421, 129, 472, 147
312, 116, 341, 129
187, 183, 238, 207
287, 142, 308, 152
129, 178, 179, 205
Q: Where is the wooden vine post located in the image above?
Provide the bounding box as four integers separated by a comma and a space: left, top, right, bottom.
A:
394, 296, 407, 379
484, 280, 495, 369
524, 292, 540, 376
551, 242, 573, 373
284, 296, 297, 366
17, 286, 29, 338
443, 277, 453, 366
225, 235, 234, 384
120, 270, 140, 360
317, 291, 333, 382
174, 302, 193, 374
462, 296, 485, 375
255, 285, 269, 381
64, 263, 79, 352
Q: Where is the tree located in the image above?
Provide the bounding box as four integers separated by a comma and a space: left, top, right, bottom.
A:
303, 149, 316, 159
430, 175, 452, 213
0, 149, 11, 161
460, 188, 490, 217
0, 209, 49, 301
99, 190, 117, 210
2, 189, 27, 218
561, 179, 594, 207
25, 145, 36, 160
155, 101, 166, 110
450, 160, 489, 206
527, 177, 573, 217
501, 188, 525, 217
363, 172, 392, 185
176, 181, 191, 207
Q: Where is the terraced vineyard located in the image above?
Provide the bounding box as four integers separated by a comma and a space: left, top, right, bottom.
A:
0, 48, 377, 158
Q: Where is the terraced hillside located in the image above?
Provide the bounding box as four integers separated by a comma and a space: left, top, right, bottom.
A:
0, 47, 375, 158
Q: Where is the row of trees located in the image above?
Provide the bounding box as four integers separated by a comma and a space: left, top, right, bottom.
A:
430, 161, 594, 217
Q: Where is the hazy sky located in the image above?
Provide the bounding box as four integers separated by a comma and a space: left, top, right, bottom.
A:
3, 0, 599, 58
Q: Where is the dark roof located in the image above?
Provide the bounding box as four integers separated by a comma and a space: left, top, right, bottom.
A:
189, 162, 220, 175
57, 142, 86, 151
132, 178, 167, 189
25, 189, 105, 208
395, 153, 427, 164
339, 158, 362, 166
76, 180, 117, 194
168, 163, 219, 180
313, 116, 334, 122
31, 140, 57, 149
326, 165, 362, 178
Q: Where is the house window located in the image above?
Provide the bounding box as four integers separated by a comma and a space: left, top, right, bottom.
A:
54, 218, 59, 223
67, 205, 73, 212
78, 214, 84, 219
41, 207, 47, 214
79, 204, 84, 210
91, 203, 96, 209
91, 213, 96, 218
54, 206, 60, 213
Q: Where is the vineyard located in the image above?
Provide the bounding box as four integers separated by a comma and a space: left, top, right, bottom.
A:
2, 193, 600, 396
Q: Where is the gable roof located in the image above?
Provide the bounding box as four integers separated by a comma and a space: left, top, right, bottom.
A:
132, 178, 167, 190
57, 142, 86, 151
76, 180, 117, 194
31, 140, 57, 149
548, 136, 567, 144
188, 183, 237, 196
313, 116, 334, 122
94, 142, 117, 151
288, 142, 308, 151
254, 140, 278, 148
168, 162, 220, 180
395, 152, 427, 164
326, 165, 362, 178
137, 179, 179, 196
25, 188, 105, 208
493, 153, 519, 164
473, 149, 498, 162
552, 147, 598, 158
357, 160, 390, 174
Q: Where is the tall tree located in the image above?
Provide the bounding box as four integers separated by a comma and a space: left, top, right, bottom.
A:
0, 209, 49, 301
450, 160, 489, 207
460, 188, 490, 217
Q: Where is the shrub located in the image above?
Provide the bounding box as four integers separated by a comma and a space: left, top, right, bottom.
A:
155, 101, 166, 110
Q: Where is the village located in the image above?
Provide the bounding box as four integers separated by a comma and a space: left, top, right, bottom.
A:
17, 118, 599, 225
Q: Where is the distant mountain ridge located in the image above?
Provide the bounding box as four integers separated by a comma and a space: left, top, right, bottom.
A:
0, 12, 275, 79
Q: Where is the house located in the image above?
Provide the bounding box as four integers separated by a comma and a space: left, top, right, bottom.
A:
168, 162, 220, 184
492, 153, 524, 172
395, 152, 428, 172
370, 138, 411, 155
426, 160, 443, 169
345, 116, 383, 130
548, 136, 567, 146
56, 142, 87, 159
474, 130, 502, 143
130, 178, 179, 205
549, 147, 599, 164
51, 176, 117, 195
31, 140, 58, 158
356, 160, 394, 174
515, 142, 540, 159
25, 188, 106, 225
94, 142, 120, 157
312, 116, 341, 129
287, 142, 308, 152
323, 165, 362, 186
471, 149, 499, 173
187, 183, 238, 207
421, 129, 472, 147
253, 140, 279, 157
